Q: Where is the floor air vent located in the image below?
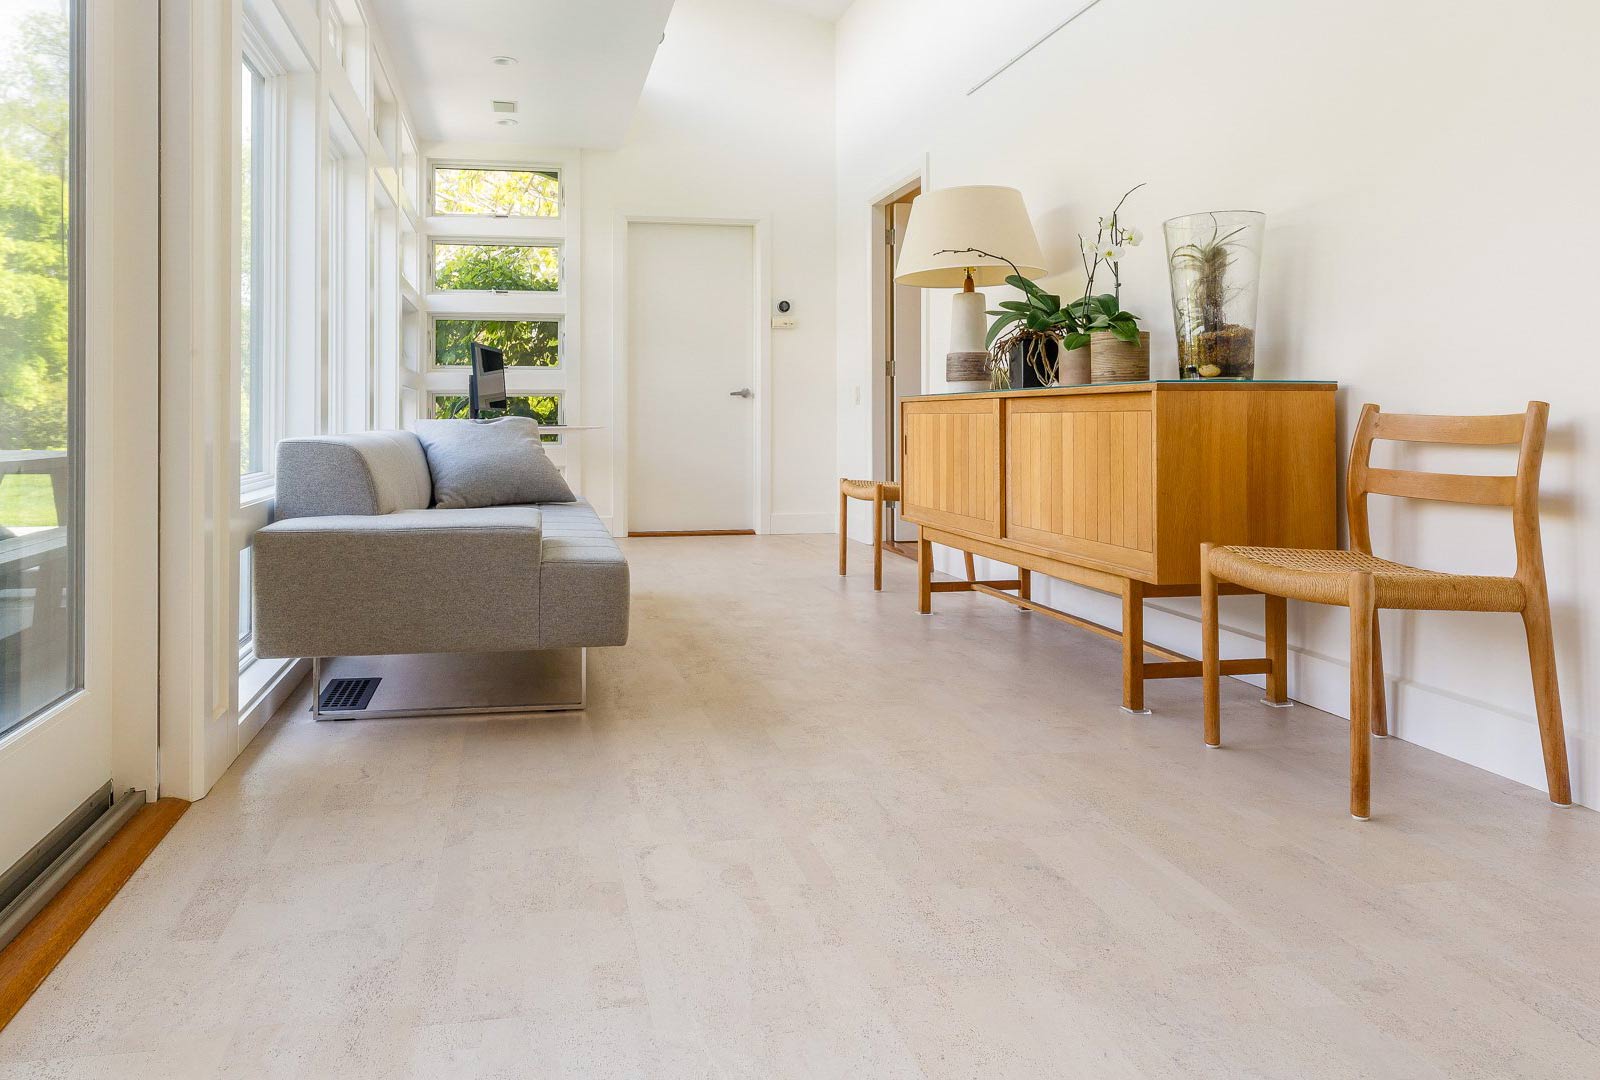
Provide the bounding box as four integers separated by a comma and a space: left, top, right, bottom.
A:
318, 677, 381, 712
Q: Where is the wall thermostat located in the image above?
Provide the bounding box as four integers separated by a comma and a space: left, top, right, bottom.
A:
776, 300, 792, 313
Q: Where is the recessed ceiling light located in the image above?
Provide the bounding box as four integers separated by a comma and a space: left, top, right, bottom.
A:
497, 118, 518, 126
491, 55, 517, 66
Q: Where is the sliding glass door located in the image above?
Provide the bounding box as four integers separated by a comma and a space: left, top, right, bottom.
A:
0, 0, 157, 873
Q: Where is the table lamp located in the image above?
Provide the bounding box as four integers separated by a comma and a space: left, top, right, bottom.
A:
894, 185, 1047, 392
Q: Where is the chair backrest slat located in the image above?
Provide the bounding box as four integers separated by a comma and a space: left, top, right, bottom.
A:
1364, 467, 1515, 507
1346, 401, 1549, 582
1369, 411, 1525, 446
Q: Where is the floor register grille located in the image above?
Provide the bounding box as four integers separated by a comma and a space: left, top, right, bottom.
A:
316, 677, 381, 712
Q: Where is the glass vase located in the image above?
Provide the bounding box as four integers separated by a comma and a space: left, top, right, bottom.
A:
1164, 211, 1265, 379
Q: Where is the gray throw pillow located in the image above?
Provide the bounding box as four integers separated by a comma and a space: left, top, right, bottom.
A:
413, 416, 575, 509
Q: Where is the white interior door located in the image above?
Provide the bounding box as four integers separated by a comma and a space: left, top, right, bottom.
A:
627, 222, 756, 533
0, 0, 158, 870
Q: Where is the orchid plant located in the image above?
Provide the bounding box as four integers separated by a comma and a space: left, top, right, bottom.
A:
1062, 183, 1146, 351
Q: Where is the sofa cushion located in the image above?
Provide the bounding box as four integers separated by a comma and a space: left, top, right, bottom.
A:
275, 431, 433, 519
414, 416, 575, 509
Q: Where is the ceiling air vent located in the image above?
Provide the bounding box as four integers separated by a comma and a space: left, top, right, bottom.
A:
492, 100, 518, 114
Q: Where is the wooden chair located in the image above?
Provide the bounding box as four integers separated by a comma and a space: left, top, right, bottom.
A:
1200, 402, 1571, 820
839, 478, 976, 590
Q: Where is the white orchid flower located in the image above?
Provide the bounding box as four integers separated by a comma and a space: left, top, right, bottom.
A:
1123, 226, 1143, 247
1099, 242, 1124, 262
1079, 234, 1098, 254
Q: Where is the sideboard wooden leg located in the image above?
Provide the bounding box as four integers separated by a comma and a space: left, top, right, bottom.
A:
916, 532, 932, 614
1121, 579, 1149, 714
1018, 568, 1032, 604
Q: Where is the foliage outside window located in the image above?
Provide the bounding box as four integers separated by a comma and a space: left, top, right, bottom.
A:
434, 242, 559, 292
433, 166, 559, 218
434, 319, 559, 368
0, 8, 70, 522
0, 1, 78, 734
432, 394, 561, 443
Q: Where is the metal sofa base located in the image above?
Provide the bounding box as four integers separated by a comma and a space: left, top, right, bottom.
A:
310, 648, 587, 720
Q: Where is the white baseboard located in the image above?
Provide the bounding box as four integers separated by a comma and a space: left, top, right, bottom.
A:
935, 547, 1594, 809
768, 512, 834, 534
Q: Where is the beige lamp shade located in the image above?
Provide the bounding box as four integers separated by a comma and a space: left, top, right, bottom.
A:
894, 185, 1047, 288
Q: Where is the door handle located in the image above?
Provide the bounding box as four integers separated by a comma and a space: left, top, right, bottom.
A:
729, 388, 754, 398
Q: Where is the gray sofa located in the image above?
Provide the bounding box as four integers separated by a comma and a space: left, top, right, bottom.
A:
252, 430, 629, 661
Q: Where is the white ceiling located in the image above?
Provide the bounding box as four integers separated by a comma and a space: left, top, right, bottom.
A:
367, 0, 677, 148
764, 0, 855, 18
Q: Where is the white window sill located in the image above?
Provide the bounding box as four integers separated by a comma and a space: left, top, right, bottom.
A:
238, 651, 290, 715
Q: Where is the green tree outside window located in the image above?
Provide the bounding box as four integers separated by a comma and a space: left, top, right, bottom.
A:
433, 243, 559, 292
434, 319, 558, 368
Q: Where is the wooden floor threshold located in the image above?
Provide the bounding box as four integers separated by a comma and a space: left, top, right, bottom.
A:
628, 530, 756, 537
0, 797, 188, 1031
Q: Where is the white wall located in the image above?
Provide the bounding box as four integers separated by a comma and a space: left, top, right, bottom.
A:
835, 0, 1600, 806
581, 0, 838, 534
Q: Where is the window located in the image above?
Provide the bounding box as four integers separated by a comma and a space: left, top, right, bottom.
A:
433, 318, 559, 368
0, 0, 81, 734
431, 394, 561, 444
239, 58, 265, 478
433, 242, 559, 293
433, 166, 560, 218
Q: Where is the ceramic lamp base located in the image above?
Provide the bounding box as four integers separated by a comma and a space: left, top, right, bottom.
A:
946, 351, 989, 393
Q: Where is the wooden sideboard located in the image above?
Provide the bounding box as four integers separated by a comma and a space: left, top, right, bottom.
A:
900, 380, 1338, 711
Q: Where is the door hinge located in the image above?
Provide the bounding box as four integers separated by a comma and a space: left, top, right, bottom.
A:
885, 226, 896, 246
886, 360, 895, 378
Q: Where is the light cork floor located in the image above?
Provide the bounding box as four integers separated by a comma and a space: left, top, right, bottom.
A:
3, 534, 1597, 1078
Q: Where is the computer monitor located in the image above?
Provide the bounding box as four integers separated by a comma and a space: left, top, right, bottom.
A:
468, 342, 509, 418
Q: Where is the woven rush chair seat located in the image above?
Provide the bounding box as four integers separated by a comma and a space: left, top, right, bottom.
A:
1208, 545, 1525, 612
840, 479, 900, 502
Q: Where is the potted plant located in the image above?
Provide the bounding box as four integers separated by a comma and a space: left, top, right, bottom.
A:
984, 273, 1082, 387
1164, 210, 1265, 379
1071, 184, 1150, 382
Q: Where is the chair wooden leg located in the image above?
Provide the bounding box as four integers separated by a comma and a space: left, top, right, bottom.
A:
916, 531, 932, 615
1201, 544, 1221, 746
1370, 616, 1389, 737
1264, 593, 1289, 705
963, 551, 976, 582
872, 489, 885, 590
1521, 589, 1573, 806
1348, 573, 1375, 820
837, 484, 848, 577
1121, 579, 1147, 714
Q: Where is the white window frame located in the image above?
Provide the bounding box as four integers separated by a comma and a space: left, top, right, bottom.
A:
238, 21, 288, 501
415, 146, 582, 483
429, 161, 565, 221
235, 14, 293, 679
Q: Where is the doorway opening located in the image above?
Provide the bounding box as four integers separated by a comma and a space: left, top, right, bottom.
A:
872, 181, 922, 560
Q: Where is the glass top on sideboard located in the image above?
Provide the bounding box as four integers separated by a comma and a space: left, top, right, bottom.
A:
911, 378, 1336, 398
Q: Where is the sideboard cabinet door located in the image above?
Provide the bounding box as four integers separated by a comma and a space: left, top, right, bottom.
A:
900, 397, 1003, 538
1004, 392, 1157, 577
